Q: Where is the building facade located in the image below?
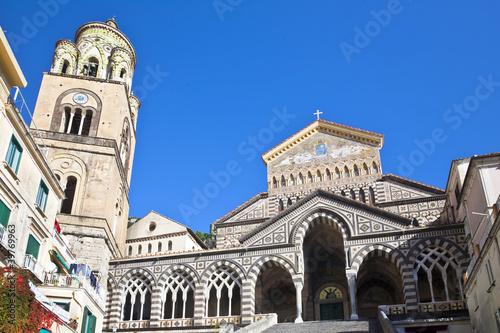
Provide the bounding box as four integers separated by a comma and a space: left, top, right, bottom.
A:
106, 120, 472, 332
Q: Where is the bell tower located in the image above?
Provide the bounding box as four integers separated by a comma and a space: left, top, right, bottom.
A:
30, 19, 140, 278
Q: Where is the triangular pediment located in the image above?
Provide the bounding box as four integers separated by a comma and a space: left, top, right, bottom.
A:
262, 120, 384, 167
240, 190, 411, 247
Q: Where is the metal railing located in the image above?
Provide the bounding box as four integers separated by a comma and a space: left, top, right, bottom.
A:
23, 254, 46, 282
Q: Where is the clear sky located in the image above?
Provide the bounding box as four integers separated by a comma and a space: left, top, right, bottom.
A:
1, 1, 499, 233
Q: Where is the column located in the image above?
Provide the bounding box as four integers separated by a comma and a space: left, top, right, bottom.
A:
78, 110, 86, 135
149, 285, 162, 327
66, 112, 75, 133
347, 274, 358, 320
241, 280, 255, 325
193, 283, 206, 326
294, 282, 303, 323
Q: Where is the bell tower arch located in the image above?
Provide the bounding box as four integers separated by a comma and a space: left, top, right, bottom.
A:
30, 19, 140, 281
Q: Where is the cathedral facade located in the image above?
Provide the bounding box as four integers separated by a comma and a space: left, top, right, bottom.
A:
106, 120, 470, 332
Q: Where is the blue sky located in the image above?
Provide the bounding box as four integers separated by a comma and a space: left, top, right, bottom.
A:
1, 1, 499, 233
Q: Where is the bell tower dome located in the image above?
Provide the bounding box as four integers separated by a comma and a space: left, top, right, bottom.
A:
31, 20, 141, 286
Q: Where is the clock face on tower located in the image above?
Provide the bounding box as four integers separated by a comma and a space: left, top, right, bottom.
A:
73, 93, 88, 104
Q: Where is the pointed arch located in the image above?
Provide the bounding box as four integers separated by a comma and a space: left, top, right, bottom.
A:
359, 188, 366, 203
291, 209, 351, 247
272, 177, 277, 189
278, 199, 284, 212
287, 198, 292, 208
280, 175, 286, 187
344, 166, 350, 178
307, 171, 313, 183
298, 173, 304, 184
316, 170, 322, 182
248, 255, 298, 283
326, 169, 331, 181
289, 174, 295, 186
335, 167, 341, 179
372, 162, 379, 174
369, 187, 375, 204
350, 189, 356, 200
363, 163, 369, 175
353, 165, 360, 177
158, 264, 201, 287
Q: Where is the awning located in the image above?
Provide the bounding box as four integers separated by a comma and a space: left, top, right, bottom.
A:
50, 249, 71, 272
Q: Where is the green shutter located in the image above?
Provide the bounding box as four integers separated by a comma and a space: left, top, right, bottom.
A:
5, 135, 23, 174
80, 307, 89, 333
25, 234, 40, 259
88, 313, 96, 333
36, 180, 49, 212
0, 200, 10, 228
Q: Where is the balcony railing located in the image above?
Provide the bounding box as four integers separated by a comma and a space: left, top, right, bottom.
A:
23, 254, 46, 282
0, 224, 9, 252
42, 272, 105, 309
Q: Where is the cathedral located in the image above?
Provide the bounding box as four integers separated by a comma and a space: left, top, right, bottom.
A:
3, 18, 499, 333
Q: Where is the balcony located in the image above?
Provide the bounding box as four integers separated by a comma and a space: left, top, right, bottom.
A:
23, 254, 46, 282
42, 272, 105, 309
0, 224, 11, 254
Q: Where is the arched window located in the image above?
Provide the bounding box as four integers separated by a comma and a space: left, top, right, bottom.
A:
128, 246, 132, 256
296, 196, 301, 202
326, 169, 331, 180
280, 176, 286, 187
289, 174, 295, 186
205, 266, 241, 317
287, 198, 292, 207
307, 172, 313, 183
335, 167, 341, 179
81, 110, 92, 136
372, 162, 379, 174
350, 189, 356, 200
162, 270, 195, 319
148, 243, 152, 253
278, 199, 284, 212
414, 246, 463, 303
353, 165, 360, 177
158, 242, 162, 253
272, 177, 277, 189
316, 170, 322, 182
138, 245, 142, 255
359, 189, 366, 203
341, 190, 346, 197
298, 173, 304, 185
344, 166, 350, 178
61, 176, 77, 214
61, 60, 69, 74
369, 187, 375, 204
120, 68, 127, 79
85, 57, 99, 77
121, 274, 152, 321
168, 241, 173, 251
67, 109, 82, 134
120, 120, 130, 167
363, 163, 369, 175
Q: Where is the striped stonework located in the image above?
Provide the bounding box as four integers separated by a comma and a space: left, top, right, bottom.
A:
292, 209, 350, 246
105, 274, 118, 330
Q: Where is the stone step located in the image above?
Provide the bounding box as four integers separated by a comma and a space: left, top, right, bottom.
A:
260, 319, 383, 333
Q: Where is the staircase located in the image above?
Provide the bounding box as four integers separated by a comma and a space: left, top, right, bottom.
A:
261, 319, 383, 333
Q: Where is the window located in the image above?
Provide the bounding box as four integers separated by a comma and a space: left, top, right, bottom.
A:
36, 180, 49, 212
122, 274, 152, 321
162, 270, 195, 319
289, 174, 295, 185
272, 177, 277, 188
372, 162, 379, 174
316, 170, 322, 182
454, 184, 461, 203
369, 187, 375, 204
138, 245, 142, 255
287, 198, 292, 207
280, 176, 286, 187
326, 169, 331, 180
54, 302, 70, 312
120, 68, 127, 79
359, 189, 366, 203
350, 189, 356, 200
486, 259, 495, 288
87, 57, 99, 77
81, 307, 97, 333
344, 166, 350, 178
61, 176, 77, 214
206, 266, 241, 317
298, 173, 304, 184
148, 243, 152, 253
353, 165, 360, 177
26, 234, 41, 260
307, 172, 313, 183
168, 241, 172, 251
61, 60, 69, 74
158, 242, 162, 252
335, 168, 341, 179
0, 199, 11, 228
363, 163, 369, 175
278, 199, 284, 212
128, 246, 132, 256
5, 135, 23, 174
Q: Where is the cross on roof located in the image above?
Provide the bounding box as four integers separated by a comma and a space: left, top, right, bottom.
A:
314, 110, 323, 120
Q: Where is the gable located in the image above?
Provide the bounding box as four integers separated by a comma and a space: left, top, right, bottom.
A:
378, 176, 445, 203
127, 211, 187, 240
225, 196, 269, 223
269, 131, 379, 171
241, 190, 411, 247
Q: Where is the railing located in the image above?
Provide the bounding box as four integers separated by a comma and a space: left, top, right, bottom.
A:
382, 300, 468, 322
42, 272, 106, 309
29, 280, 70, 322
23, 254, 46, 282
0, 224, 9, 251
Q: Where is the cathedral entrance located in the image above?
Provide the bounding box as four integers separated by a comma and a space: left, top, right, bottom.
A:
255, 262, 296, 322
355, 254, 404, 318
320, 303, 343, 320
302, 220, 349, 321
